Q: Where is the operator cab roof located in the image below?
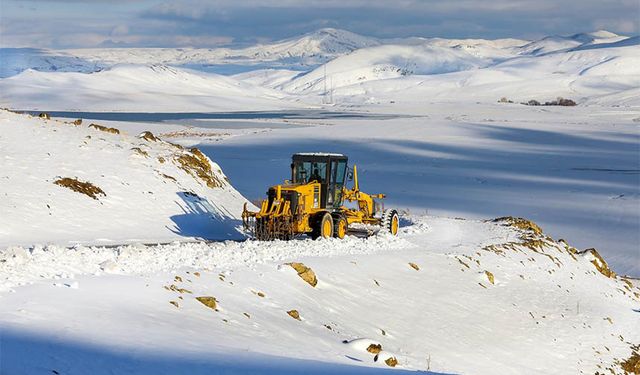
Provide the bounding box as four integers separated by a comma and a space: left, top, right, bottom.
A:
293, 152, 346, 158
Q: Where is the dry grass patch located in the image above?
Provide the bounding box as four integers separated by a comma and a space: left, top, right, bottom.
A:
53, 177, 105, 200
131, 147, 149, 157
89, 123, 120, 134
366, 344, 382, 354
621, 345, 640, 374
139, 131, 158, 142
493, 216, 543, 236
165, 284, 192, 294
287, 262, 318, 287
175, 148, 223, 188
580, 248, 615, 278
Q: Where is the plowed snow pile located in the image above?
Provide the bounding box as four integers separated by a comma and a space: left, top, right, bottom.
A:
0, 109, 248, 247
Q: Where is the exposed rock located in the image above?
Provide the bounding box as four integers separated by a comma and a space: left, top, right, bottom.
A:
169, 301, 179, 308
580, 248, 615, 278
72, 119, 82, 126
196, 296, 218, 310
287, 309, 301, 320
38, 112, 50, 120
485, 270, 495, 285
384, 357, 398, 367
89, 123, 120, 135
139, 131, 158, 142
287, 262, 318, 287
409, 262, 420, 271
367, 344, 382, 354
493, 216, 543, 236
131, 147, 149, 157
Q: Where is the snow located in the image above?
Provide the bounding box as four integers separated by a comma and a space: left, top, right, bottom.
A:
1, 216, 638, 374
1, 27, 639, 374
0, 64, 302, 112
0, 110, 249, 247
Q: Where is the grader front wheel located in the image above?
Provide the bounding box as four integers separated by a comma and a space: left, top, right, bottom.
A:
382, 209, 399, 236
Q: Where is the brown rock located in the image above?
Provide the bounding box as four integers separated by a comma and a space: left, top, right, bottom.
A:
287, 309, 301, 320
196, 296, 217, 310
287, 262, 317, 287
366, 344, 382, 354
485, 270, 495, 284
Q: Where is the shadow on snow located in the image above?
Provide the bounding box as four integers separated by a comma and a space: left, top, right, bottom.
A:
0, 328, 447, 375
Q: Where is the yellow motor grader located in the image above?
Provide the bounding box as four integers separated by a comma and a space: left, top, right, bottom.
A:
242, 153, 399, 240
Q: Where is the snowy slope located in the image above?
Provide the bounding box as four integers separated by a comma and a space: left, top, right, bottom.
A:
64, 28, 379, 70
326, 43, 640, 106
515, 30, 628, 56
0, 109, 249, 247
0, 48, 103, 78
279, 44, 490, 94
0, 64, 300, 112
1, 216, 638, 374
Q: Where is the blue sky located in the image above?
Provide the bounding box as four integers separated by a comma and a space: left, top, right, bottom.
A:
1, 0, 638, 48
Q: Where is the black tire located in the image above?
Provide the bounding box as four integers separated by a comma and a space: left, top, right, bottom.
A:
381, 209, 399, 236
333, 214, 348, 239
311, 212, 333, 240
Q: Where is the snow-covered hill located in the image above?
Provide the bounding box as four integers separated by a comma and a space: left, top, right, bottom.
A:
325, 43, 640, 107
0, 109, 248, 246
0, 64, 298, 112
515, 30, 628, 56
279, 44, 490, 94
0, 48, 103, 78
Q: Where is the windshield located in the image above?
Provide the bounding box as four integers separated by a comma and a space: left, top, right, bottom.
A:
294, 161, 328, 184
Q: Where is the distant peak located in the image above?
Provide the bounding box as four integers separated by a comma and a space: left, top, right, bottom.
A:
589, 30, 620, 38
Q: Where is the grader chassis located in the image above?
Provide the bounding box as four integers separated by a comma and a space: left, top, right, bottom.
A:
242, 153, 399, 240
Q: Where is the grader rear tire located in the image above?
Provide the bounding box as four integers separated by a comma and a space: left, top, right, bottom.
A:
311, 212, 333, 240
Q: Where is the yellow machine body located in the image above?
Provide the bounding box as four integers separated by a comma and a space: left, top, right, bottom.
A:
242, 153, 399, 240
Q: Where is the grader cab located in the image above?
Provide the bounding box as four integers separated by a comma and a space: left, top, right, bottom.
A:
242, 153, 399, 240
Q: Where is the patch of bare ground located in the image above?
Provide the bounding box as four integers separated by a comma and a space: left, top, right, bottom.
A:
88, 123, 120, 135
174, 148, 223, 188
53, 177, 105, 200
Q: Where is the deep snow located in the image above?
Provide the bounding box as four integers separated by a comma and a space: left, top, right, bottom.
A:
2, 216, 638, 374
